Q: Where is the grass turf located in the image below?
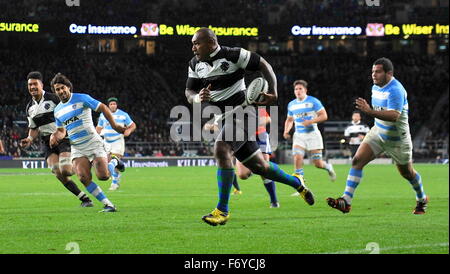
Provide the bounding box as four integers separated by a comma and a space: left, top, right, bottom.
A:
0, 164, 448, 254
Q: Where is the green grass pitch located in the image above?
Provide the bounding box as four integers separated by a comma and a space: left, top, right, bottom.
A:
0, 164, 448, 254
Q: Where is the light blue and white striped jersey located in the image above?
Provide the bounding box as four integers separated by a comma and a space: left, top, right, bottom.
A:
287, 95, 324, 133
371, 77, 410, 142
54, 93, 103, 146
97, 109, 133, 143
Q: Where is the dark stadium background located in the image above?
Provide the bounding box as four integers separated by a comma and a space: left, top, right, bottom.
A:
0, 0, 448, 165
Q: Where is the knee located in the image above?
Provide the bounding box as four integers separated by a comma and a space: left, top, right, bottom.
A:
60, 168, 73, 178
248, 161, 269, 176
313, 160, 322, 168
97, 173, 110, 181
351, 156, 361, 168
214, 143, 232, 165
237, 172, 250, 180
77, 173, 91, 184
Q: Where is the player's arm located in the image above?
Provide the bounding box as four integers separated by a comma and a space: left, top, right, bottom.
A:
123, 122, 136, 137
302, 109, 328, 127
355, 97, 400, 122
185, 63, 212, 104
20, 128, 40, 148
255, 57, 277, 106
283, 116, 294, 140
97, 103, 126, 133
50, 127, 66, 148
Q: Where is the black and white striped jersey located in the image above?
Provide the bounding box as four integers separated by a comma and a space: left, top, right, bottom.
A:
186, 45, 261, 106
25, 91, 59, 137
344, 121, 370, 145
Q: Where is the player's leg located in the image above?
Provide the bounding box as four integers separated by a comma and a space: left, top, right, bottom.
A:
389, 139, 428, 214
108, 139, 125, 190
293, 145, 305, 176
290, 145, 306, 196
327, 142, 376, 213
238, 142, 314, 206
396, 162, 428, 214
310, 149, 336, 182
60, 151, 93, 207
73, 156, 116, 212
202, 141, 234, 226
233, 159, 252, 194
261, 153, 279, 208
47, 152, 92, 206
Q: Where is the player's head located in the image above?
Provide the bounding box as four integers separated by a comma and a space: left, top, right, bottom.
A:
293, 80, 308, 100
352, 110, 362, 122
107, 97, 118, 112
51, 73, 73, 103
191, 28, 218, 61
27, 71, 44, 99
372, 57, 394, 87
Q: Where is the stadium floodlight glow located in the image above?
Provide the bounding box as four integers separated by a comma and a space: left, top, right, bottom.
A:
291, 25, 363, 36
69, 23, 137, 35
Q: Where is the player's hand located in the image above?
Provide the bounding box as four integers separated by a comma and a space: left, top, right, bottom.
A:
49, 133, 60, 148
358, 134, 365, 140
254, 93, 277, 106
113, 124, 127, 134
199, 84, 212, 102
355, 97, 371, 113
20, 137, 32, 148
302, 120, 313, 127
283, 132, 291, 140
123, 128, 132, 137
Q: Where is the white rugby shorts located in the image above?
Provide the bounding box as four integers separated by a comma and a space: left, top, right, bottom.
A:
362, 126, 412, 165
292, 131, 324, 151
104, 139, 125, 156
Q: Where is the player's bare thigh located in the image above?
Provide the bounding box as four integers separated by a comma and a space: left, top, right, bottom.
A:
47, 153, 59, 174
58, 151, 73, 176
92, 156, 111, 181
352, 143, 376, 169
72, 157, 93, 185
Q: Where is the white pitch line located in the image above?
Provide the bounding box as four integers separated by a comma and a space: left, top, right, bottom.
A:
321, 242, 449, 254
0, 172, 50, 176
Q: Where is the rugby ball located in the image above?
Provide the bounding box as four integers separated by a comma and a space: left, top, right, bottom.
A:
246, 77, 268, 104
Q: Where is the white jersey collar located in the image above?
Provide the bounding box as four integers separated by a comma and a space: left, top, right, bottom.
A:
209, 45, 221, 58
296, 95, 308, 103
32, 90, 46, 104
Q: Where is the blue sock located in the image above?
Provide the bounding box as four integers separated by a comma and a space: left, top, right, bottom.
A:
263, 179, 278, 203
408, 172, 426, 201
264, 162, 302, 189
86, 182, 113, 207
108, 162, 118, 178
295, 168, 304, 176
216, 168, 235, 213
112, 172, 120, 185
342, 168, 363, 204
